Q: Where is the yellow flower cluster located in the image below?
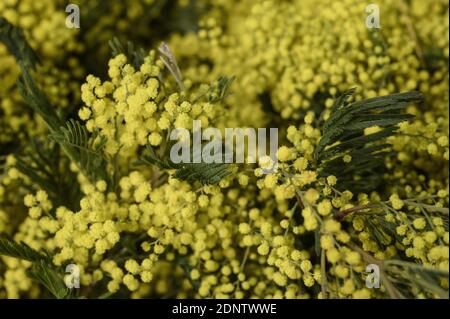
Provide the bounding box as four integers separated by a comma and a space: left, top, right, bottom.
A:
78, 51, 222, 159
169, 0, 448, 126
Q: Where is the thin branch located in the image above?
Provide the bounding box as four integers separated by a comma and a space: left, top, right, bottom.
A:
334, 204, 382, 220
320, 249, 328, 299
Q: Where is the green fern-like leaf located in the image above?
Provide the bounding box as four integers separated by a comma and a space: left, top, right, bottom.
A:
14, 140, 82, 211
109, 37, 146, 69
193, 76, 236, 104
29, 260, 70, 299
316, 89, 423, 192
1, 19, 110, 186
173, 162, 232, 185
0, 17, 39, 70
0, 17, 62, 131
139, 144, 177, 170
206, 76, 235, 103
49, 120, 109, 184
16, 69, 63, 132
0, 237, 50, 263
384, 260, 449, 299
139, 143, 233, 185
0, 237, 69, 299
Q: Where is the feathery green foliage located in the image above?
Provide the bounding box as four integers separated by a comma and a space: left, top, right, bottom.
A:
15, 141, 82, 211
0, 17, 39, 70
139, 144, 176, 170
173, 162, 232, 185
315, 89, 423, 192
109, 37, 146, 69
17, 68, 63, 132
49, 120, 109, 184
1, 17, 62, 131
0, 19, 110, 186
29, 260, 70, 299
205, 76, 235, 103
0, 237, 49, 263
0, 237, 69, 299
140, 144, 232, 185
384, 260, 449, 299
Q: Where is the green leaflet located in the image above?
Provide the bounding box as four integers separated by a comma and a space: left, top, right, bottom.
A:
0, 17, 39, 70
138, 72, 235, 185
140, 144, 177, 170
384, 260, 449, 299
49, 119, 109, 184
29, 260, 70, 299
17, 64, 63, 133
0, 237, 69, 299
315, 89, 423, 192
0, 237, 50, 263
1, 18, 110, 186
1, 17, 62, 131
173, 162, 232, 185
317, 89, 423, 159
14, 140, 82, 211
140, 143, 233, 185
109, 37, 146, 69
205, 76, 235, 103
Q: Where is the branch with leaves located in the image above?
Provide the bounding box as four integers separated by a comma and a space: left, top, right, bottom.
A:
0, 237, 69, 299
315, 88, 423, 193
1, 17, 111, 187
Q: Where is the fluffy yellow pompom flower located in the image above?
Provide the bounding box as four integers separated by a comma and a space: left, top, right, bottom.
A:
317, 199, 333, 216
257, 242, 270, 256
277, 146, 293, 162
389, 194, 404, 210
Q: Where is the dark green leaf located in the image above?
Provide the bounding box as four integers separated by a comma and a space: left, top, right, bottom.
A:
0, 17, 62, 131
0, 237, 49, 263
206, 76, 235, 103
49, 119, 109, 184
29, 260, 70, 299
316, 89, 423, 192
174, 162, 232, 185
140, 142, 233, 185
0, 17, 39, 69
139, 144, 178, 170
15, 140, 82, 211
109, 37, 146, 69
